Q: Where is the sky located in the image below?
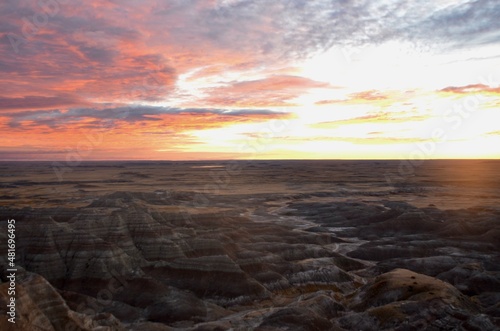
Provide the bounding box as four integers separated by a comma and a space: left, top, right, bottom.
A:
1, 0, 500, 160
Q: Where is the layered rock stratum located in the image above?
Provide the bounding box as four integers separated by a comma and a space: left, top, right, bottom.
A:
0, 160, 499, 330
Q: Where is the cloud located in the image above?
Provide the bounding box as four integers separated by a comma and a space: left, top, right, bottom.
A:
350, 90, 388, 101
0, 104, 292, 160
440, 84, 500, 94
277, 134, 430, 145
4, 105, 291, 130
323, 136, 429, 145
1, 2, 176, 102
311, 112, 427, 129
316, 90, 389, 105
2, 0, 498, 107
1, 0, 499, 160
200, 75, 330, 107
414, 0, 500, 49
0, 95, 84, 111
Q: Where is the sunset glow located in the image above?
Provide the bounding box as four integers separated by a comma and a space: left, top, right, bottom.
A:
1, 0, 499, 160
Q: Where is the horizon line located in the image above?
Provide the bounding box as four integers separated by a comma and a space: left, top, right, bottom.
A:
1, 158, 499, 162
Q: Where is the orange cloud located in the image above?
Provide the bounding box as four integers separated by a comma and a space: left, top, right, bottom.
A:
2, 0, 499, 160
147, 111, 292, 132
198, 75, 330, 107
440, 84, 500, 95
350, 90, 388, 101
311, 112, 427, 128
316, 90, 389, 105
0, 108, 292, 160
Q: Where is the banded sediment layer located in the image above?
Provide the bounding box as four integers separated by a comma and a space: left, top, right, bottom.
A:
0, 160, 499, 330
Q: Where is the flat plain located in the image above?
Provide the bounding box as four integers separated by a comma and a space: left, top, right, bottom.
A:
1, 160, 499, 330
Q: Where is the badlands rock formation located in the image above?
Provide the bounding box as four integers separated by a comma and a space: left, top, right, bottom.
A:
0, 160, 499, 330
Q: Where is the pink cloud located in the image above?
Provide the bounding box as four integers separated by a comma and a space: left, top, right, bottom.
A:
198, 75, 330, 107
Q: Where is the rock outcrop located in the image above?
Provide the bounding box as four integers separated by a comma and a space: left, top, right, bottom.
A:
0, 271, 124, 331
